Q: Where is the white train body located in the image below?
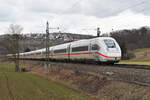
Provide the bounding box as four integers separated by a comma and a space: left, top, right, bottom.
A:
19, 37, 121, 63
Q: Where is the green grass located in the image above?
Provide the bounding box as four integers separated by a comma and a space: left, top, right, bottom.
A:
0, 63, 15, 72
0, 62, 94, 100
0, 73, 9, 100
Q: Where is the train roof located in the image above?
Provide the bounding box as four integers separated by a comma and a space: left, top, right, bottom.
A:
20, 37, 115, 55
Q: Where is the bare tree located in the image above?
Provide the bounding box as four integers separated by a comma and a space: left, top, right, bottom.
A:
4, 24, 23, 72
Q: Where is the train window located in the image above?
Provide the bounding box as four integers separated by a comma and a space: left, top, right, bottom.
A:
104, 39, 116, 48
36, 52, 41, 55
43, 52, 46, 54
72, 46, 88, 52
54, 49, 66, 53
43, 51, 51, 54
92, 44, 100, 50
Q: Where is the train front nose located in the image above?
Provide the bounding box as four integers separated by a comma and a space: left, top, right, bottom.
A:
103, 39, 121, 62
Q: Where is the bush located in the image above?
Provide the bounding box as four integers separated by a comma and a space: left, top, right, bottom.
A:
21, 68, 27, 72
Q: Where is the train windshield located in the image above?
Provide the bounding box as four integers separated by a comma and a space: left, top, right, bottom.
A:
104, 39, 116, 48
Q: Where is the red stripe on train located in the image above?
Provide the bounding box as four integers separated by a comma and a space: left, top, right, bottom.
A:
26, 52, 121, 58
95, 52, 121, 58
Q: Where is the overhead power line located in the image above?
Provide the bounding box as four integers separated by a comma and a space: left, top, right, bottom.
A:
59, 0, 83, 14
105, 0, 150, 32
104, 0, 146, 17
56, 0, 83, 33
140, 5, 150, 13
56, 0, 149, 35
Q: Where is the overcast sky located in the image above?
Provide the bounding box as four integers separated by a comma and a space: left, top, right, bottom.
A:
0, 0, 150, 35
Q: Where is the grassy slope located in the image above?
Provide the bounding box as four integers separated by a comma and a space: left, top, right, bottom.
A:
102, 81, 150, 100
0, 63, 93, 100
131, 48, 150, 61
119, 48, 150, 65
0, 72, 9, 100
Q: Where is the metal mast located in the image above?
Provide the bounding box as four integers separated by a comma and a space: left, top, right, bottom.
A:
97, 27, 101, 37
46, 21, 50, 64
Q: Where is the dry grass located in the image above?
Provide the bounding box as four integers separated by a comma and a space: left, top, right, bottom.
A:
101, 81, 150, 100
120, 48, 150, 65
19, 60, 150, 100
131, 48, 150, 61
119, 61, 150, 65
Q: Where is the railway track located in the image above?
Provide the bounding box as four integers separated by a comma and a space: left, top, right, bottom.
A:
113, 64, 150, 70
22, 59, 150, 87
23, 59, 150, 70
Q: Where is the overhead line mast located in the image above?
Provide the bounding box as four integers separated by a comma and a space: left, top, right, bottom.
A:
45, 21, 59, 72
46, 21, 50, 67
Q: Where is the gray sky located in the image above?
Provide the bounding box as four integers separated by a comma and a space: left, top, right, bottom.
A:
0, 0, 150, 35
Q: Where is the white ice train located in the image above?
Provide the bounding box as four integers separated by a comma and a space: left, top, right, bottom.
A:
19, 37, 121, 64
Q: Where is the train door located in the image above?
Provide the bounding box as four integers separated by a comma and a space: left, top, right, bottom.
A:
49, 48, 52, 59
67, 44, 71, 60
51, 48, 54, 59
90, 40, 99, 60
90, 40, 95, 59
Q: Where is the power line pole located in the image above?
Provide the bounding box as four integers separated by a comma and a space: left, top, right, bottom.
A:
46, 21, 50, 71
45, 22, 60, 73
15, 34, 20, 72
82, 27, 101, 37
97, 27, 101, 37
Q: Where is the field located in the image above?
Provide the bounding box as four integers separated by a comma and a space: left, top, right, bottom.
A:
119, 60, 150, 65
27, 61, 150, 100
119, 48, 150, 65
0, 62, 93, 100
1, 60, 150, 100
